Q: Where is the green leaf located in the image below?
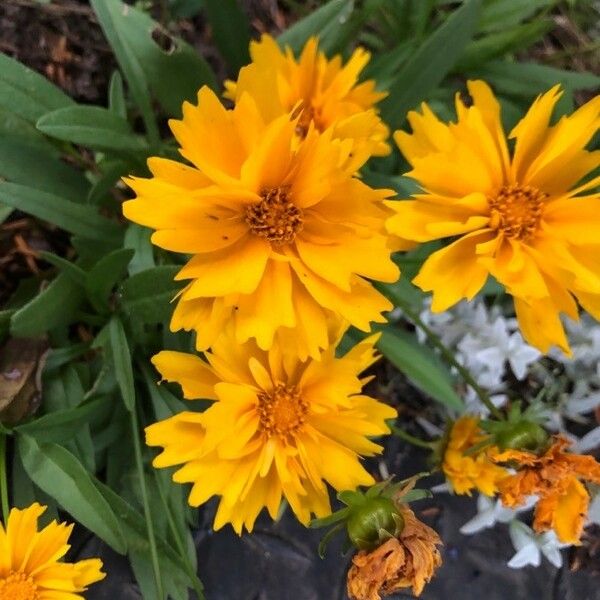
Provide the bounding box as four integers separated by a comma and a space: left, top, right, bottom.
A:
457, 19, 552, 70
472, 60, 600, 96
0, 136, 89, 201
10, 273, 85, 337
109, 70, 127, 118
120, 266, 182, 324
202, 0, 250, 73
479, 0, 554, 32
86, 248, 134, 312
37, 106, 147, 153
16, 396, 109, 443
109, 317, 135, 412
0, 52, 74, 123
0, 182, 122, 243
18, 435, 127, 553
278, 0, 355, 55
39, 251, 87, 286
0, 309, 14, 343
377, 328, 464, 411
380, 0, 481, 128
90, 0, 159, 143
93, 480, 203, 598
124, 224, 155, 275
93, 0, 217, 120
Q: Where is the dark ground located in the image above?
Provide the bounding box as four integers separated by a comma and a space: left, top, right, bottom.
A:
2, 1, 600, 598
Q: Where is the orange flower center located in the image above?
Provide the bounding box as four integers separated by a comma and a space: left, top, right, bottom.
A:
245, 187, 304, 245
257, 383, 308, 438
0, 571, 39, 600
488, 184, 547, 242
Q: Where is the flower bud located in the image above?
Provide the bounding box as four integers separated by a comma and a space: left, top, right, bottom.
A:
346, 497, 404, 551
496, 420, 548, 452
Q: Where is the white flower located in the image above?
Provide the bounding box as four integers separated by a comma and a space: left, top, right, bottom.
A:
507, 521, 570, 569
460, 494, 538, 535
573, 426, 600, 454
588, 491, 600, 525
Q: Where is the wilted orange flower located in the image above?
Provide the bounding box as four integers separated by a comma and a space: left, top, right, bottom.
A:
495, 436, 600, 544
386, 81, 600, 354
442, 416, 508, 496
225, 34, 389, 167
0, 503, 105, 599
146, 330, 396, 533
124, 88, 399, 359
347, 506, 442, 600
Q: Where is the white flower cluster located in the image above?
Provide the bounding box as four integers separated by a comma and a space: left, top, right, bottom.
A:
420, 302, 600, 568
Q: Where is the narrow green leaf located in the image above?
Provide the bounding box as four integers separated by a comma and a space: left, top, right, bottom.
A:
0, 182, 122, 243
109, 71, 127, 118
18, 435, 127, 553
124, 224, 155, 275
86, 248, 134, 313
93, 480, 204, 598
39, 252, 87, 286
202, 0, 250, 73
10, 274, 84, 337
109, 317, 135, 412
0, 52, 74, 123
0, 309, 14, 343
37, 106, 147, 152
457, 19, 552, 70
120, 266, 182, 324
278, 0, 354, 55
16, 396, 109, 443
0, 136, 89, 201
377, 328, 464, 411
380, 0, 481, 128
472, 60, 600, 96
479, 0, 554, 32
90, 0, 159, 143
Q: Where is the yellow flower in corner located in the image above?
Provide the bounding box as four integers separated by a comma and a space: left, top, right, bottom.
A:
0, 503, 105, 599
442, 416, 508, 496
225, 34, 390, 167
124, 88, 399, 359
386, 81, 600, 354
145, 331, 397, 534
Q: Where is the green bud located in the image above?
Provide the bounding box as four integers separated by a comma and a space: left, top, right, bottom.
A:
346, 497, 404, 551
496, 420, 548, 451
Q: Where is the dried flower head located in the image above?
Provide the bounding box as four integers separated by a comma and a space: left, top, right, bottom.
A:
347, 506, 442, 599
495, 436, 600, 544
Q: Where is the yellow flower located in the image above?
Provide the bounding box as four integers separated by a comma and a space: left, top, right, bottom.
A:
0, 503, 105, 599
347, 506, 442, 600
442, 416, 508, 496
124, 88, 399, 359
386, 81, 600, 354
145, 331, 397, 534
225, 34, 390, 167
495, 436, 600, 544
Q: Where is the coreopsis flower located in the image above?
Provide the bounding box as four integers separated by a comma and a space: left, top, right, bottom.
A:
145, 331, 396, 533
225, 34, 389, 168
0, 503, 105, 599
442, 416, 508, 496
495, 436, 600, 544
386, 81, 600, 354
347, 505, 442, 600
124, 88, 399, 359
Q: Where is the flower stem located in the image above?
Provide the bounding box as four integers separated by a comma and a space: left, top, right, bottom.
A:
378, 283, 504, 420
390, 425, 434, 449
131, 409, 164, 599
0, 434, 9, 523
154, 471, 205, 599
